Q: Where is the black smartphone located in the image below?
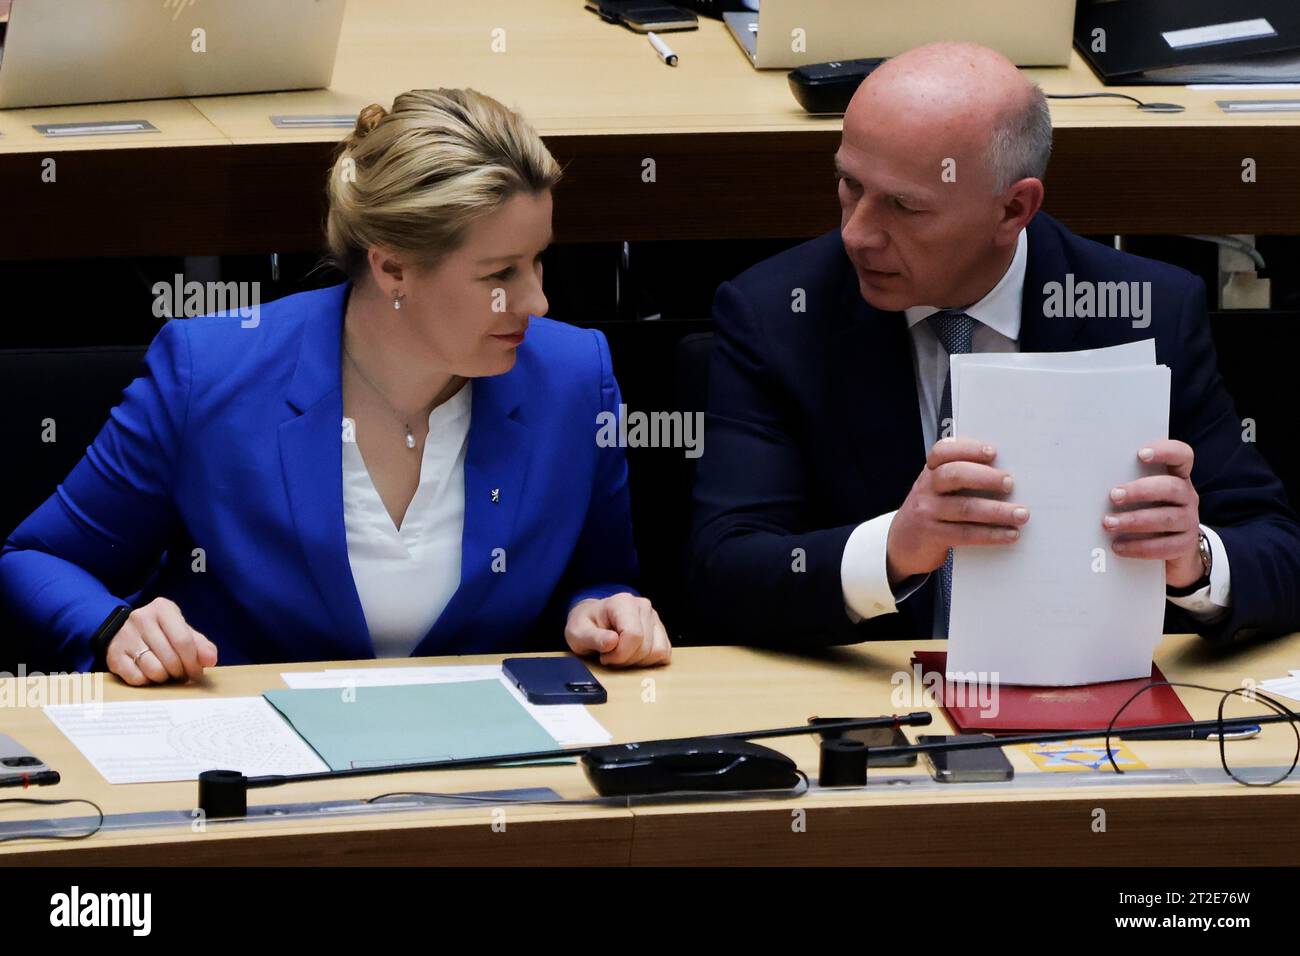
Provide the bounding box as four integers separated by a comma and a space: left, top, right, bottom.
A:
918, 734, 1014, 783
502, 657, 608, 705
808, 717, 917, 767
585, 0, 699, 33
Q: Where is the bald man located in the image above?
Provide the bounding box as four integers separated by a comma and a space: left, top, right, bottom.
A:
689, 42, 1300, 646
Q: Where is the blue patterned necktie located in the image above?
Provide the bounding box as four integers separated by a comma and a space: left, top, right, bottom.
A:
926, 310, 977, 637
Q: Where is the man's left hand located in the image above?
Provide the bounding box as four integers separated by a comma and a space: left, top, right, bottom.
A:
1102, 439, 1204, 588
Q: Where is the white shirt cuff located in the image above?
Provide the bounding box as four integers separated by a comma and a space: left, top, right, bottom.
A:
1166, 524, 1231, 620
841, 511, 928, 622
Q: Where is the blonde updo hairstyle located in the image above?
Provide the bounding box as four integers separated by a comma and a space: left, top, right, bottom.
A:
326, 88, 562, 283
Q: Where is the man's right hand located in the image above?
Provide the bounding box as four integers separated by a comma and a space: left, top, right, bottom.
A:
886, 437, 1029, 585
106, 597, 218, 686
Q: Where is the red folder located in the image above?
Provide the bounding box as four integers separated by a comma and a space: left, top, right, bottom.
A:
911, 651, 1192, 735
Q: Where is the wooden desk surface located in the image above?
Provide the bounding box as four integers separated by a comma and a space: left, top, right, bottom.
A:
188, 3, 1300, 142
1, 0, 1297, 254
2, 634, 1298, 866
3, 0, 1297, 154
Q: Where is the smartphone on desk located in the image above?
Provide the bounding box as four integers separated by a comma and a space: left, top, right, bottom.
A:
502, 657, 607, 705
585, 0, 699, 33
918, 734, 1014, 783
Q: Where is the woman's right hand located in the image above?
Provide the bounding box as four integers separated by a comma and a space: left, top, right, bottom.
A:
106, 597, 218, 685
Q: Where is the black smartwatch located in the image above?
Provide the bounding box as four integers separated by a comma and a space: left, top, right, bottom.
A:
89, 604, 133, 672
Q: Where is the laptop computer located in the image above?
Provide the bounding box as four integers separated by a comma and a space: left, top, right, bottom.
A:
1074, 0, 1300, 85
725, 0, 1076, 69
0, 0, 345, 109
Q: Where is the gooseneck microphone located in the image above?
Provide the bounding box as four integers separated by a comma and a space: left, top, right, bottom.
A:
197, 709, 1297, 818
197, 712, 935, 818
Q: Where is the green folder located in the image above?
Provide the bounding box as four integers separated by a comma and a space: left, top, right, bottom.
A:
263, 679, 562, 771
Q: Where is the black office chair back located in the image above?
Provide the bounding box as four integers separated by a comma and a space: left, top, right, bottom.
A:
1208, 313, 1300, 504
675, 331, 714, 422
0, 346, 148, 541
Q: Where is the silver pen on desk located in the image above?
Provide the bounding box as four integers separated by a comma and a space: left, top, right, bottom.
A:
647, 31, 678, 67
1120, 724, 1261, 741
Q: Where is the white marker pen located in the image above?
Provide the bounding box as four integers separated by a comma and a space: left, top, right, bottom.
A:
647, 31, 678, 67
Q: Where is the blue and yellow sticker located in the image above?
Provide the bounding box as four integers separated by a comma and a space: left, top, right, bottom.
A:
1019, 739, 1147, 772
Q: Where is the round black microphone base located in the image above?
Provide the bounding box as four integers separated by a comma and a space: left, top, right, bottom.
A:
198, 769, 249, 819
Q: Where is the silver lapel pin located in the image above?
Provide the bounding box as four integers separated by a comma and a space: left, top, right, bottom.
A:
491, 488, 501, 504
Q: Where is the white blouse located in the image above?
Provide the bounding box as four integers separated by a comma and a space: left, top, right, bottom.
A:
342, 382, 472, 658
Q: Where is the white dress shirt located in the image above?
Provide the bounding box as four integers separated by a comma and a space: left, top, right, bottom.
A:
840, 229, 1231, 623
342, 382, 472, 658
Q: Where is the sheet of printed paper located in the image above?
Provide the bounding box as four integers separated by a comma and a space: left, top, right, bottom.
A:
1258, 672, 1300, 702
44, 697, 329, 785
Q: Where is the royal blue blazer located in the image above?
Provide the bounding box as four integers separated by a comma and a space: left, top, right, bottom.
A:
0, 283, 640, 670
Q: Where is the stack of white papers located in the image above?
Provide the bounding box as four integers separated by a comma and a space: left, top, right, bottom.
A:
946, 340, 1170, 686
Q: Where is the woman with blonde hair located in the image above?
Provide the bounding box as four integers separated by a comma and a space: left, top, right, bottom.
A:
0, 88, 671, 683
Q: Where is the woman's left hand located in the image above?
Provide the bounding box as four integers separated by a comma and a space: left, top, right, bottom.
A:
565, 593, 672, 667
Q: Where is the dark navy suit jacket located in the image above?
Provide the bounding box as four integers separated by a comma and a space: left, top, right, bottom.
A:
0, 283, 639, 670
690, 213, 1300, 645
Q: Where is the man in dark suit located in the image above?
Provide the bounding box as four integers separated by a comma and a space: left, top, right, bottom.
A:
689, 42, 1300, 646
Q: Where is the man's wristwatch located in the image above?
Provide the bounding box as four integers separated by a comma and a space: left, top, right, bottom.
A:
1167, 530, 1212, 597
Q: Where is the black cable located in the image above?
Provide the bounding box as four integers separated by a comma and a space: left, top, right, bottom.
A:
1047, 91, 1185, 113
1102, 681, 1300, 784
0, 797, 104, 843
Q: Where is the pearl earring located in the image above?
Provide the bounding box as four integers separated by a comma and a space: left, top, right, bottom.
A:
392, 290, 404, 311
